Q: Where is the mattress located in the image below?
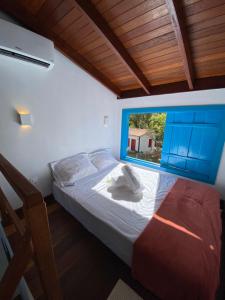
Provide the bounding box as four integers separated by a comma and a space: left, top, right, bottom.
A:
53, 163, 177, 265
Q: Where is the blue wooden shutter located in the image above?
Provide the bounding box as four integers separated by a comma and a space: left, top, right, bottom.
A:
161, 110, 225, 183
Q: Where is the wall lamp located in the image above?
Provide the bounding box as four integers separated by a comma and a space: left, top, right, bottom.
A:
18, 113, 32, 126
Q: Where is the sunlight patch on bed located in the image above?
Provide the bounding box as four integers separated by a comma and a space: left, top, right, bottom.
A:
154, 214, 203, 241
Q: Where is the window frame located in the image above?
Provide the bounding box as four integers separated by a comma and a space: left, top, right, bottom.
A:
120, 105, 225, 184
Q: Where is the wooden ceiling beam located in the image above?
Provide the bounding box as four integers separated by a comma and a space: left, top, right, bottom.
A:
119, 76, 225, 99
0, 1, 121, 96
165, 0, 195, 90
74, 0, 152, 95
54, 39, 121, 96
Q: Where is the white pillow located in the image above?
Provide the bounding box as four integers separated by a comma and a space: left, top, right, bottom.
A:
121, 165, 144, 194
89, 149, 118, 171
49, 153, 98, 187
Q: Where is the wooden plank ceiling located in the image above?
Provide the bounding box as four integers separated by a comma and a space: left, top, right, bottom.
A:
1, 0, 225, 98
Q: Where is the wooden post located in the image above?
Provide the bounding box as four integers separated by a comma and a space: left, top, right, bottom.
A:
24, 198, 62, 300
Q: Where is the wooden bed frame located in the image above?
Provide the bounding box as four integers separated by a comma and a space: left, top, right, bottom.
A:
0, 154, 62, 300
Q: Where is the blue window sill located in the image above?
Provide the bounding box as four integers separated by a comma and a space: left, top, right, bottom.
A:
121, 155, 213, 184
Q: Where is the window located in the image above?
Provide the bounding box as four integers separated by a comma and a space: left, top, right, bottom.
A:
127, 112, 166, 164
120, 105, 225, 184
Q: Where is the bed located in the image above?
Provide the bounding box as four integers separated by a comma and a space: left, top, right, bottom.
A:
52, 157, 221, 300
52, 162, 177, 265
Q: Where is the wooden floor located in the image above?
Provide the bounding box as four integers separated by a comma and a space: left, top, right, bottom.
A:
8, 200, 225, 300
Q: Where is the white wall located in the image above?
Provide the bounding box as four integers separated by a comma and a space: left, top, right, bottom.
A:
113, 89, 225, 199
0, 46, 117, 208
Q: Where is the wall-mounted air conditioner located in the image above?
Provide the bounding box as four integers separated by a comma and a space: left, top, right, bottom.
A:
0, 18, 54, 70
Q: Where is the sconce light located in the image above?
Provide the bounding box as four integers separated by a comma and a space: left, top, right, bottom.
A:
19, 113, 32, 126
104, 115, 109, 127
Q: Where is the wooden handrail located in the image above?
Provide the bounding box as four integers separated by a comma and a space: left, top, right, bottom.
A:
0, 153, 62, 300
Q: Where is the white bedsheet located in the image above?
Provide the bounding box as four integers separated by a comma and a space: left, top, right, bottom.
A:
55, 163, 177, 242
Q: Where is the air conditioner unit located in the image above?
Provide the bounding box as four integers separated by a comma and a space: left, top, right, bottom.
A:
0, 18, 54, 70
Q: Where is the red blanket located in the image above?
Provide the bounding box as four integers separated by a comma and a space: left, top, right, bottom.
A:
132, 179, 221, 300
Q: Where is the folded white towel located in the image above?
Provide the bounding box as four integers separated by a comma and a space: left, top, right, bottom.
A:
111, 175, 127, 188
121, 165, 144, 194
109, 164, 144, 194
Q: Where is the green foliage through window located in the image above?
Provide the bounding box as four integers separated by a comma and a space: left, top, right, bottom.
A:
129, 113, 166, 141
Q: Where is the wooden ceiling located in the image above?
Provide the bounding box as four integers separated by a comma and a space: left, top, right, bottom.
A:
1, 0, 225, 98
